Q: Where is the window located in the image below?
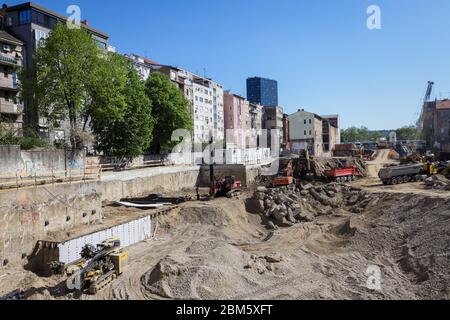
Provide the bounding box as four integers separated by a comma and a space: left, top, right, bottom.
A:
93, 39, 107, 50
309, 130, 312, 135
309, 119, 312, 124
4, 66, 8, 78
19, 10, 31, 24
304, 130, 307, 135
35, 29, 48, 48
304, 120, 306, 125
36, 12, 45, 25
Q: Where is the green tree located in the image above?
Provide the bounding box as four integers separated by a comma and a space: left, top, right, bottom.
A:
396, 126, 417, 140
341, 126, 384, 142
145, 73, 192, 154
21, 23, 102, 151
341, 127, 360, 142
90, 59, 154, 158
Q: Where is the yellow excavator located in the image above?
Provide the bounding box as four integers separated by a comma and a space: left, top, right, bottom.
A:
63, 238, 128, 294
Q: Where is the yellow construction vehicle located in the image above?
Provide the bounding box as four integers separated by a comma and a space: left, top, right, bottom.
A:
423, 162, 439, 176
64, 238, 128, 295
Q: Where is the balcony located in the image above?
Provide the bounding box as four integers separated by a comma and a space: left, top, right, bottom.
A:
0, 53, 23, 67
0, 77, 19, 90
0, 100, 23, 115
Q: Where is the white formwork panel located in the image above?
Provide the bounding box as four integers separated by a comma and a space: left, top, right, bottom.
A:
58, 216, 152, 264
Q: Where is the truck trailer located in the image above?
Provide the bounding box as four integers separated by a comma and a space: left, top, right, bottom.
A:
378, 163, 424, 185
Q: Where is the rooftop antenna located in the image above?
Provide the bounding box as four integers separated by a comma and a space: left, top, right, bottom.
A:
203, 68, 207, 78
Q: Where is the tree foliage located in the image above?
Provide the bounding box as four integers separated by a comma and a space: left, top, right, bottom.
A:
21, 23, 156, 157
90, 57, 154, 158
25, 23, 104, 151
145, 73, 192, 154
396, 126, 417, 141
341, 126, 384, 143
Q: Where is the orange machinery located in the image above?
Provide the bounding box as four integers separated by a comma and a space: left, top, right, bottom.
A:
272, 159, 295, 187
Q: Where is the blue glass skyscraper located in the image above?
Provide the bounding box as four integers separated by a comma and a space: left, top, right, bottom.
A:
246, 77, 278, 107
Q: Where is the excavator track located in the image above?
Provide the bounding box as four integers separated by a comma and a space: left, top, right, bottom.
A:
89, 271, 118, 295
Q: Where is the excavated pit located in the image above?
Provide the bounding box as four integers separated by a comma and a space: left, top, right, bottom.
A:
3, 184, 449, 300
140, 186, 450, 300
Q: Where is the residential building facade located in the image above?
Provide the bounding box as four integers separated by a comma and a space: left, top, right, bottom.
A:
125, 53, 159, 81
289, 109, 340, 157
247, 103, 263, 148
322, 118, 339, 155
433, 100, 450, 153
289, 109, 325, 157
2, 2, 109, 137
224, 92, 250, 149
247, 77, 278, 107
282, 114, 290, 151
155, 65, 225, 144
322, 114, 341, 145
263, 105, 284, 150
0, 27, 23, 136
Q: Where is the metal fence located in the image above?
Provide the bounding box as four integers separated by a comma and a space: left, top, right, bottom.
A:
0, 164, 101, 190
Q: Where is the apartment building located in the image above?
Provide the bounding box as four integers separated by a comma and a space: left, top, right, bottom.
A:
0, 27, 23, 136
2, 2, 109, 136
282, 114, 290, 151
322, 114, 341, 146
154, 65, 225, 144
322, 118, 339, 155
289, 109, 324, 157
125, 53, 159, 81
249, 103, 263, 130
289, 109, 340, 157
433, 101, 450, 152
224, 92, 249, 149
263, 105, 284, 150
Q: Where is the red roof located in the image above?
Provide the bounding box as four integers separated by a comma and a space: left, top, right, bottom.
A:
436, 100, 450, 110
143, 57, 160, 65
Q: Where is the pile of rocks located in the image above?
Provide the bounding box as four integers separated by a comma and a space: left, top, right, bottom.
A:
424, 175, 450, 190
251, 183, 374, 229
244, 253, 284, 274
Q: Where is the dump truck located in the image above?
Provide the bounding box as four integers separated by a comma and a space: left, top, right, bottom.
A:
378, 163, 425, 185
325, 166, 360, 183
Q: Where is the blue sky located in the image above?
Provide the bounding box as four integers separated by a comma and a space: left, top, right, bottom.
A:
8, 0, 450, 129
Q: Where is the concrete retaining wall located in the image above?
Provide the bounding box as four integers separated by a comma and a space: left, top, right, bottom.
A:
0, 145, 21, 173
0, 181, 102, 269
101, 167, 201, 202
198, 164, 262, 188
0, 145, 85, 175
0, 163, 264, 269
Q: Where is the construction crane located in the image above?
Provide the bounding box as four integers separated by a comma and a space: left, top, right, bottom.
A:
416, 81, 434, 145
424, 81, 434, 102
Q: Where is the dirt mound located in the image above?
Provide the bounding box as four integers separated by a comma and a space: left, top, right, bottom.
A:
141, 240, 276, 300
353, 193, 450, 299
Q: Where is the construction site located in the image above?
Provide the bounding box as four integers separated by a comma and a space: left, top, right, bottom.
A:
0, 142, 450, 301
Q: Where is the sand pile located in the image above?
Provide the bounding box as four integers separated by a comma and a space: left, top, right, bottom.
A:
141, 239, 288, 300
